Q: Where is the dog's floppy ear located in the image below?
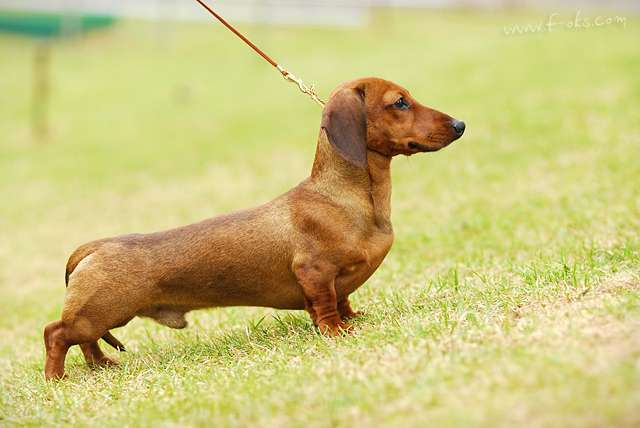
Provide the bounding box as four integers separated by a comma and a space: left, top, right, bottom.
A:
321, 87, 367, 168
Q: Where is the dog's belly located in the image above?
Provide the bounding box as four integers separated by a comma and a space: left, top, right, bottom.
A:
195, 274, 306, 310
138, 274, 305, 329
127, 203, 311, 310
152, 253, 306, 311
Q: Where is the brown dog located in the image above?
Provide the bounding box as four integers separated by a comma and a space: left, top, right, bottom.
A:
43, 77, 465, 379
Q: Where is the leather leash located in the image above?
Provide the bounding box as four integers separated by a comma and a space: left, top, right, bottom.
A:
193, 0, 326, 107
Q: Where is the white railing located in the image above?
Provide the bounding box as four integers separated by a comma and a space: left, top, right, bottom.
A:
0, 0, 637, 26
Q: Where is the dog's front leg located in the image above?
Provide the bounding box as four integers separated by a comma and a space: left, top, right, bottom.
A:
337, 298, 362, 320
294, 259, 351, 336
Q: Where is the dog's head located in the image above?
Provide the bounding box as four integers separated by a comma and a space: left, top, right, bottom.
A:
321, 77, 465, 167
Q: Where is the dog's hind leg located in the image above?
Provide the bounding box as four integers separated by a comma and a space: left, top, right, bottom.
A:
44, 316, 115, 380
44, 320, 70, 380
44, 282, 140, 379
44, 311, 133, 379
79, 342, 118, 368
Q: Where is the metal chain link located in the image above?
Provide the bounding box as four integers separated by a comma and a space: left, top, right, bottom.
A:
277, 65, 326, 107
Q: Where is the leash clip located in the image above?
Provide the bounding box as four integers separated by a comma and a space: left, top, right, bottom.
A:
277, 65, 326, 108
195, 0, 326, 109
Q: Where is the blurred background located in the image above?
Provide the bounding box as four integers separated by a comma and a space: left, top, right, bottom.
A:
2, 0, 640, 24
0, 1, 638, 426
0, 0, 636, 241
0, 0, 636, 197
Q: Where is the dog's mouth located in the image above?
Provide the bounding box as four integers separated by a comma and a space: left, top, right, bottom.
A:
407, 141, 440, 153
406, 131, 462, 154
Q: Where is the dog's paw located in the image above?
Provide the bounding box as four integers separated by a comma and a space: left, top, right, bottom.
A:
341, 310, 365, 320
100, 356, 119, 366
318, 321, 353, 337
90, 356, 119, 368
44, 372, 68, 381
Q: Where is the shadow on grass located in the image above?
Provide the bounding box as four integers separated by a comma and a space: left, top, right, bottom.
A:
24, 240, 637, 382
95, 312, 336, 375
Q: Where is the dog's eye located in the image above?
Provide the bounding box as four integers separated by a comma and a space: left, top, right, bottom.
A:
393, 97, 410, 110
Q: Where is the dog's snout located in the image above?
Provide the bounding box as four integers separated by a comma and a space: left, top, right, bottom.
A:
451, 119, 466, 136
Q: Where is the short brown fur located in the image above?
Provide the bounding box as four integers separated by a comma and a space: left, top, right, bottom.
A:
44, 78, 465, 379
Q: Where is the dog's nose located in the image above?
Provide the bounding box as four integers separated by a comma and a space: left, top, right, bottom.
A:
451, 119, 466, 136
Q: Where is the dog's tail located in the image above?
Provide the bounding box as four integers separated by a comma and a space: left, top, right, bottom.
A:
65, 240, 127, 352
102, 331, 126, 352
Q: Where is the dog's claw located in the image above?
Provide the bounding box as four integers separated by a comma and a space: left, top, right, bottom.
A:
318, 321, 353, 337
45, 372, 68, 381
90, 356, 119, 368
100, 357, 119, 366
341, 310, 364, 320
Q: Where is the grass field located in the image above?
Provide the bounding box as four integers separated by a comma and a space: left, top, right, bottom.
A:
1, 8, 639, 427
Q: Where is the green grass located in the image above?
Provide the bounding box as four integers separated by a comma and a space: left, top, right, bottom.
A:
1, 8, 639, 427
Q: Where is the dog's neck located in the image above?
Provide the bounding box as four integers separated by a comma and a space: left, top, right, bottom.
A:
366, 150, 393, 232
310, 130, 393, 232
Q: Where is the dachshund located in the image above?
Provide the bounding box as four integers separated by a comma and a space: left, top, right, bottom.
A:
43, 77, 465, 379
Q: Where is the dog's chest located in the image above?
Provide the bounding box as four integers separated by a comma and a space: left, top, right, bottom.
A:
336, 229, 393, 297
364, 229, 394, 268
